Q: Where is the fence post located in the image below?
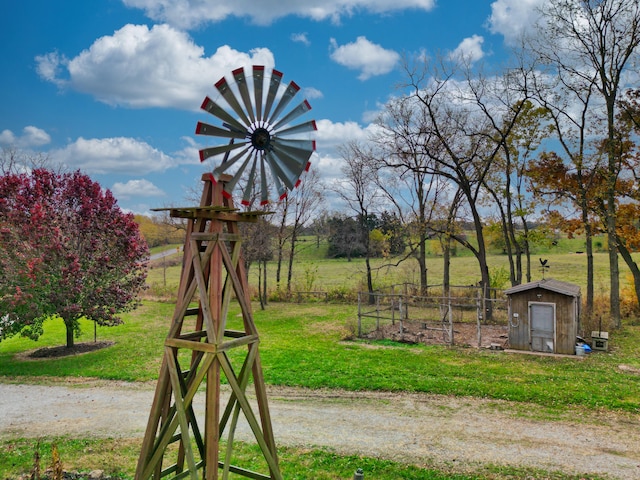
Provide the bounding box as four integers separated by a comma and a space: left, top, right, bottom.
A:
404, 283, 409, 320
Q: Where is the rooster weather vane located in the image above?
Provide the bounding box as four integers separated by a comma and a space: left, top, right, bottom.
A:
539, 258, 550, 279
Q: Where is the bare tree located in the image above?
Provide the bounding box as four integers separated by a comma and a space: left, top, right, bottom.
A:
285, 168, 325, 293
381, 56, 531, 319
484, 99, 553, 286
241, 216, 276, 309
334, 141, 383, 303
374, 92, 446, 295
1, 147, 55, 175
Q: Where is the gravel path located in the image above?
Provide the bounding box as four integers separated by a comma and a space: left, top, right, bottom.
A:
1, 380, 640, 479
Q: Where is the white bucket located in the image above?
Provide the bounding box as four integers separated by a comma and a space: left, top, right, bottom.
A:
575, 345, 585, 356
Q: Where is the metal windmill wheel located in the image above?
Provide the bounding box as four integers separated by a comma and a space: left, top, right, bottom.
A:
196, 65, 317, 205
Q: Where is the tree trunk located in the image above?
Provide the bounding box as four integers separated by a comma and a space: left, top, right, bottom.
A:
583, 212, 594, 319
522, 218, 532, 283
365, 256, 375, 305
617, 238, 640, 309
65, 321, 74, 348
262, 259, 268, 307
443, 236, 451, 299
258, 262, 265, 310
418, 232, 428, 296
286, 231, 297, 293
607, 207, 621, 328
470, 201, 493, 321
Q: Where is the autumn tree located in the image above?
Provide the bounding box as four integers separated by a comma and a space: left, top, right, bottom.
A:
532, 0, 640, 327
606, 89, 640, 307
135, 214, 184, 247
0, 169, 148, 347
528, 52, 601, 316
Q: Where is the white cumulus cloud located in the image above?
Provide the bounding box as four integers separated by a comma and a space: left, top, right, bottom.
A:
35, 24, 275, 110
329, 36, 400, 80
449, 35, 485, 63
122, 0, 436, 29
488, 0, 545, 44
111, 179, 166, 199
50, 137, 176, 175
0, 126, 51, 148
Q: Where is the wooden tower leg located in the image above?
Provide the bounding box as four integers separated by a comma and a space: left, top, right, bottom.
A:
135, 174, 282, 480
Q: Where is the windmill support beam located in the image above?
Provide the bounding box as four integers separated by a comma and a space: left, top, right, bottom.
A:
137, 174, 281, 480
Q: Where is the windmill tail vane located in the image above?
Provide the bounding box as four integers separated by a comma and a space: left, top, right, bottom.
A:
196, 65, 317, 206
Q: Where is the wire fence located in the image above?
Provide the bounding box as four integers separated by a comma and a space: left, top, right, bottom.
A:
356, 284, 508, 347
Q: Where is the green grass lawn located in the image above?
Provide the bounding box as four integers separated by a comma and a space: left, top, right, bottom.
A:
2, 301, 639, 412
1, 300, 635, 480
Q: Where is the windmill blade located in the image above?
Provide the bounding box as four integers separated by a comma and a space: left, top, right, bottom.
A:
215, 76, 251, 127
260, 155, 270, 205
253, 66, 265, 123
271, 142, 313, 178
200, 97, 248, 133
274, 119, 317, 137
241, 154, 259, 206
221, 152, 253, 198
271, 100, 312, 130
269, 160, 288, 200
265, 151, 298, 190
272, 138, 316, 151
195, 121, 247, 140
233, 67, 255, 124
268, 80, 300, 124
263, 69, 283, 122
212, 146, 252, 176
199, 141, 249, 162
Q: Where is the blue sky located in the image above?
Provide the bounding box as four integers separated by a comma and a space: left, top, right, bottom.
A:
0, 0, 544, 215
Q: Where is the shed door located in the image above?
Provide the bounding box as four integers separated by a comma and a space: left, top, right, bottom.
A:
529, 303, 555, 353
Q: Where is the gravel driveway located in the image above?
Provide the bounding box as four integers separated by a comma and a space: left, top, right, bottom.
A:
1, 380, 639, 479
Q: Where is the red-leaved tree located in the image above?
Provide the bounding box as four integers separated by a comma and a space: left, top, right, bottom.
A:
0, 169, 148, 347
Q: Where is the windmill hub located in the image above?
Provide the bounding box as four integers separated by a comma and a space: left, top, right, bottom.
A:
197, 65, 318, 205
251, 127, 272, 151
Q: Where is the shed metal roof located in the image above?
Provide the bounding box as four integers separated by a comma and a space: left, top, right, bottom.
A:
503, 278, 581, 298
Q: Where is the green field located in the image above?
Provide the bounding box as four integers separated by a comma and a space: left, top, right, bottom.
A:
146, 235, 637, 300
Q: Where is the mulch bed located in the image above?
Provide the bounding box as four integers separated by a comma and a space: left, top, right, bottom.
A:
26, 341, 115, 359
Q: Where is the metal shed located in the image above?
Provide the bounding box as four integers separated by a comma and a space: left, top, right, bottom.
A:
504, 278, 581, 355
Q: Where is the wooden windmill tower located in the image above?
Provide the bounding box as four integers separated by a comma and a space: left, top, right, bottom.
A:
135, 66, 316, 480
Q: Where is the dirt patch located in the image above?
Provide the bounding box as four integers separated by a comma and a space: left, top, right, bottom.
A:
17, 341, 115, 360
364, 321, 509, 348
619, 364, 640, 375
